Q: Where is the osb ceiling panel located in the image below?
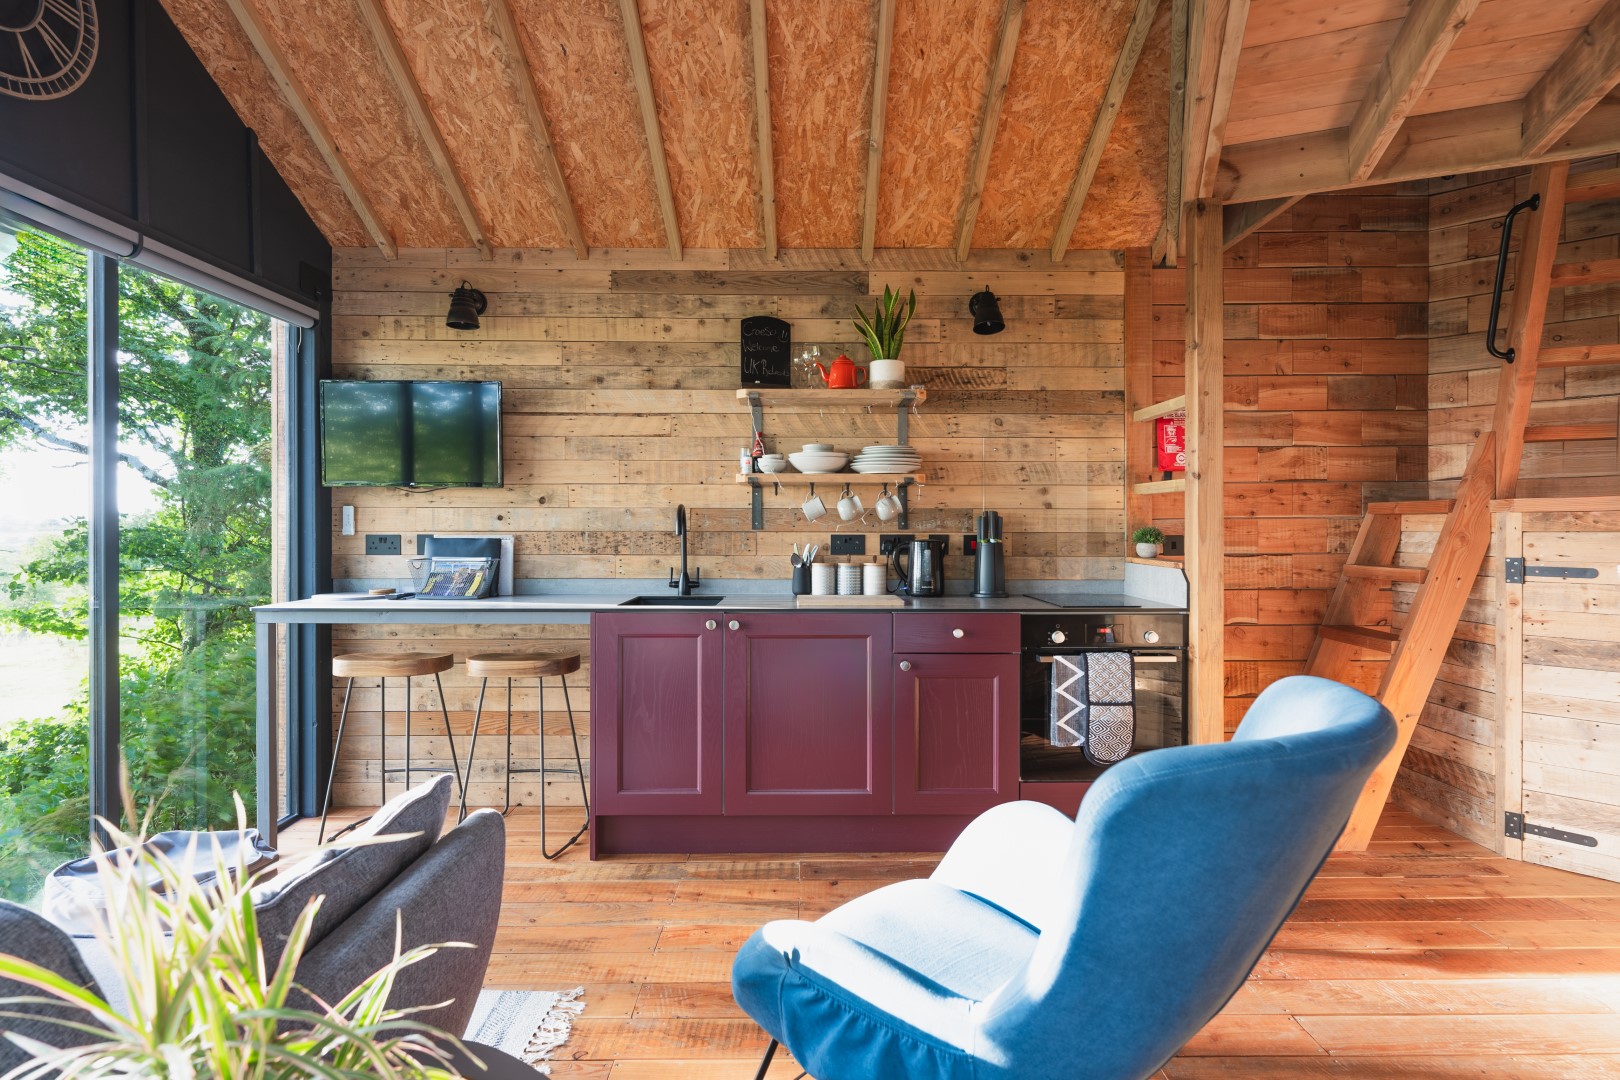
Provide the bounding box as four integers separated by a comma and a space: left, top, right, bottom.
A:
638, 0, 760, 248
244, 0, 464, 247
973, 0, 1137, 249
1068, 3, 1171, 251
157, 0, 368, 245
766, 0, 874, 248
875, 0, 1000, 249
382, 0, 568, 248
509, 0, 663, 247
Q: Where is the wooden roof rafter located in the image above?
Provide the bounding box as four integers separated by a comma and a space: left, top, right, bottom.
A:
485, 0, 588, 258
1345, 0, 1482, 181
353, 0, 492, 261
618, 0, 681, 260
859, 0, 896, 263
1522, 0, 1620, 157
1050, 0, 1162, 263
954, 0, 1025, 263
1183, 0, 1249, 204
219, 0, 396, 257
747, 0, 778, 260
1158, 0, 1189, 268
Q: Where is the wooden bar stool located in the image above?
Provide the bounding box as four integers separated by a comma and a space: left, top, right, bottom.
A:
462, 649, 588, 859
319, 651, 462, 844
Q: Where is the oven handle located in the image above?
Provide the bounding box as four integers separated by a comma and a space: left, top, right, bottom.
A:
1037, 653, 1181, 664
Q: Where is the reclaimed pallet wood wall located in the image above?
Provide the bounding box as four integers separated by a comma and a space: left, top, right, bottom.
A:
1149, 186, 1431, 735
325, 247, 1128, 807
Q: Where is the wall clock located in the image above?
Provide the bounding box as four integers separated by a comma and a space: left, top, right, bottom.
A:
0, 0, 99, 101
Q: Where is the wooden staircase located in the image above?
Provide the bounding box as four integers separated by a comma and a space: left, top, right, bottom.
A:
1310, 158, 1615, 851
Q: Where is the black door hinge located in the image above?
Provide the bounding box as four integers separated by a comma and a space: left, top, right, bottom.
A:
1505, 810, 1597, 847
1504, 557, 1598, 584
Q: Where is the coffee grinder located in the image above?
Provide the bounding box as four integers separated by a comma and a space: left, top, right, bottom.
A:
973, 510, 1008, 598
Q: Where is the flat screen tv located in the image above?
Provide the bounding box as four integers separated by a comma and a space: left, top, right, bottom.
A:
320, 380, 502, 487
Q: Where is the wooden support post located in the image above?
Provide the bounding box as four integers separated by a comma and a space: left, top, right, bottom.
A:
1124, 249, 1155, 535
1162, 0, 1188, 266
1495, 510, 1524, 860
1184, 200, 1224, 744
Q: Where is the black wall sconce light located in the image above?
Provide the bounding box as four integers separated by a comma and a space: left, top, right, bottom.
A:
446, 281, 487, 330
969, 287, 1005, 335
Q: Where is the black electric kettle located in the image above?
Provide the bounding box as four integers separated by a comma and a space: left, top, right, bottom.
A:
890, 538, 947, 597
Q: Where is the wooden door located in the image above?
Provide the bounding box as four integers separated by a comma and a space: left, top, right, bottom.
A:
722, 612, 893, 815
590, 612, 723, 815
1507, 509, 1620, 882
893, 652, 1018, 815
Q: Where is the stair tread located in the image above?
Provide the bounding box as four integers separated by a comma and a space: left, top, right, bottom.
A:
1318, 624, 1401, 654
1367, 500, 1454, 514
1345, 563, 1428, 583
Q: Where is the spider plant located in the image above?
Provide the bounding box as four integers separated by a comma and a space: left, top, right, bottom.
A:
0, 792, 471, 1079
852, 286, 917, 361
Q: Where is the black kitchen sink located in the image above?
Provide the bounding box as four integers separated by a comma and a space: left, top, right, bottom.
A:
618, 595, 724, 606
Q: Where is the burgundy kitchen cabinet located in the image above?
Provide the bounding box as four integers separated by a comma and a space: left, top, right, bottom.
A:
893, 651, 1018, 815
722, 612, 893, 815
590, 612, 723, 815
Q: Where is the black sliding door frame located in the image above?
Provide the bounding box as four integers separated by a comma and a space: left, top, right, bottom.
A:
86, 252, 121, 838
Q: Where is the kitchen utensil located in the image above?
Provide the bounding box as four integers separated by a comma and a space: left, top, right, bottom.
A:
837, 484, 863, 521
814, 353, 868, 389
890, 537, 947, 598
806, 544, 820, 564
791, 563, 811, 595
973, 508, 1008, 598
790, 550, 802, 568
802, 489, 827, 522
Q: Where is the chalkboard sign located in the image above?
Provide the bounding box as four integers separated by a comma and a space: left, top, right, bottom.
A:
740, 315, 791, 387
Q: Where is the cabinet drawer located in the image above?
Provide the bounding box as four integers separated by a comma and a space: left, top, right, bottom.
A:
893, 613, 1019, 654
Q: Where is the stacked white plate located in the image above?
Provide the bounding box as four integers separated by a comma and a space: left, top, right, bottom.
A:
851, 444, 922, 475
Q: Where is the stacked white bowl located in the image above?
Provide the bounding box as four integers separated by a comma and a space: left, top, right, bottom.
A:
787, 442, 849, 473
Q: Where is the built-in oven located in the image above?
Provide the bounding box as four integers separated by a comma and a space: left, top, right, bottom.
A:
1019, 609, 1187, 784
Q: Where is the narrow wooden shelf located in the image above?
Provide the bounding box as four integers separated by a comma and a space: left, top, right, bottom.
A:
738, 472, 922, 485
1133, 477, 1185, 494
736, 387, 926, 409
1131, 394, 1185, 423
1127, 555, 1184, 567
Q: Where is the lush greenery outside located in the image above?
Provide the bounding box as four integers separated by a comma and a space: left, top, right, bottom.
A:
0, 228, 273, 901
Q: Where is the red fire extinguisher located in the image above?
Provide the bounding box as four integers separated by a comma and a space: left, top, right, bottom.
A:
1155, 410, 1186, 477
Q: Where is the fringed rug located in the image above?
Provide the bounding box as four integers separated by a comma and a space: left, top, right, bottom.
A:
465, 988, 586, 1075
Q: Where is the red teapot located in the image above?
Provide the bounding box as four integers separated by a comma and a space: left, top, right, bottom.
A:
815, 353, 868, 389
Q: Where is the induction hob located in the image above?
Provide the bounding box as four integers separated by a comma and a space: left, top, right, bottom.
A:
1023, 592, 1142, 609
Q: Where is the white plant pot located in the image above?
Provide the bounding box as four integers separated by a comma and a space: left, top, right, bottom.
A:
1135, 542, 1160, 558
868, 358, 905, 389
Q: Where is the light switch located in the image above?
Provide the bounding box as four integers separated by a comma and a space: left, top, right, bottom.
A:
340, 505, 355, 536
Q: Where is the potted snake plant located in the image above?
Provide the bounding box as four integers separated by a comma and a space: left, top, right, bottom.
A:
853, 286, 917, 388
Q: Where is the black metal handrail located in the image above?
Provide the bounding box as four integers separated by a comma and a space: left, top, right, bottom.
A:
1487, 193, 1542, 363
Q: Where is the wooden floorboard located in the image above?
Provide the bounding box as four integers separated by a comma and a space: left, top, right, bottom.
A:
284, 805, 1620, 1077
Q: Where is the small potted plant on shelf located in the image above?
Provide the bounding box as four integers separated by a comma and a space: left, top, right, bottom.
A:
853, 285, 917, 388
1131, 525, 1165, 559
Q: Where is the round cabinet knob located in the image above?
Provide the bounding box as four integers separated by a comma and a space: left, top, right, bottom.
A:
1050, 629, 1067, 645
705, 620, 717, 630
952, 628, 965, 639
729, 620, 741, 631
1142, 629, 1160, 644
899, 660, 912, 671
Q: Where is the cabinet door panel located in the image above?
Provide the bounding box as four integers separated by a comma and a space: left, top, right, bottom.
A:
895, 653, 1018, 815
591, 613, 723, 814
724, 613, 892, 815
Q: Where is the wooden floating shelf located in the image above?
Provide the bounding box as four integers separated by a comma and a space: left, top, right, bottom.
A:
1133, 477, 1186, 494
738, 472, 922, 485
736, 387, 926, 408
1131, 395, 1185, 423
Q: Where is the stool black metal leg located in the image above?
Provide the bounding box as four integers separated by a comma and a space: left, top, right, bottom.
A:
541, 671, 589, 860
318, 677, 356, 844
434, 670, 464, 810
752, 1039, 777, 1080
462, 676, 489, 823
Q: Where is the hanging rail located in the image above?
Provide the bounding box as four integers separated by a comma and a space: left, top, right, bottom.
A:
1486, 194, 1541, 363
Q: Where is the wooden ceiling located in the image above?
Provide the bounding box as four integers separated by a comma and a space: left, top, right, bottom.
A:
157, 0, 1179, 260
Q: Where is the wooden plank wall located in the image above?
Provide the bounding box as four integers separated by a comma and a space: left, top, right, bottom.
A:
1150, 186, 1431, 735
325, 248, 1129, 807
1390, 159, 1620, 847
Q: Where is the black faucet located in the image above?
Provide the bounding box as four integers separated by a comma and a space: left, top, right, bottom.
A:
669, 503, 700, 595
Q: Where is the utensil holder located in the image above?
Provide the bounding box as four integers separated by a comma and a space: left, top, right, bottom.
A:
791, 564, 811, 595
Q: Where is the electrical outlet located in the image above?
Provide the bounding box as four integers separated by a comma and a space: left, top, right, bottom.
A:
365, 534, 401, 556
340, 505, 355, 536
962, 535, 978, 556
1163, 534, 1185, 556
929, 534, 950, 555
879, 533, 914, 555
830, 534, 866, 555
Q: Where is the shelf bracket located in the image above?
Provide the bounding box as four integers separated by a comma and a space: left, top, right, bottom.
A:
749, 476, 764, 530
896, 395, 910, 446
746, 390, 765, 442
897, 481, 909, 529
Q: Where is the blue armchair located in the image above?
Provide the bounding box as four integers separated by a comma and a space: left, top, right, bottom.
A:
732, 675, 1396, 1080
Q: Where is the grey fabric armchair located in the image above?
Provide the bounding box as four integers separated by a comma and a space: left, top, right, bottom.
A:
0, 775, 505, 1074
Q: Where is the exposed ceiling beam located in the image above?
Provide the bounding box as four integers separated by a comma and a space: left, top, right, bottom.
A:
954, 0, 1026, 263
859, 0, 897, 262
354, 0, 492, 260
1161, 0, 1189, 267
618, 0, 681, 259
1050, 0, 1162, 263
1347, 0, 1481, 181
747, 0, 778, 260
486, 0, 588, 258
220, 0, 395, 257
1218, 98, 1620, 203
1183, 0, 1249, 203
1521, 0, 1620, 157
1221, 195, 1300, 248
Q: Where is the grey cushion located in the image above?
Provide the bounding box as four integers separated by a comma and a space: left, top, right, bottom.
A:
292, 809, 506, 1037
253, 774, 452, 974
0, 900, 104, 1075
